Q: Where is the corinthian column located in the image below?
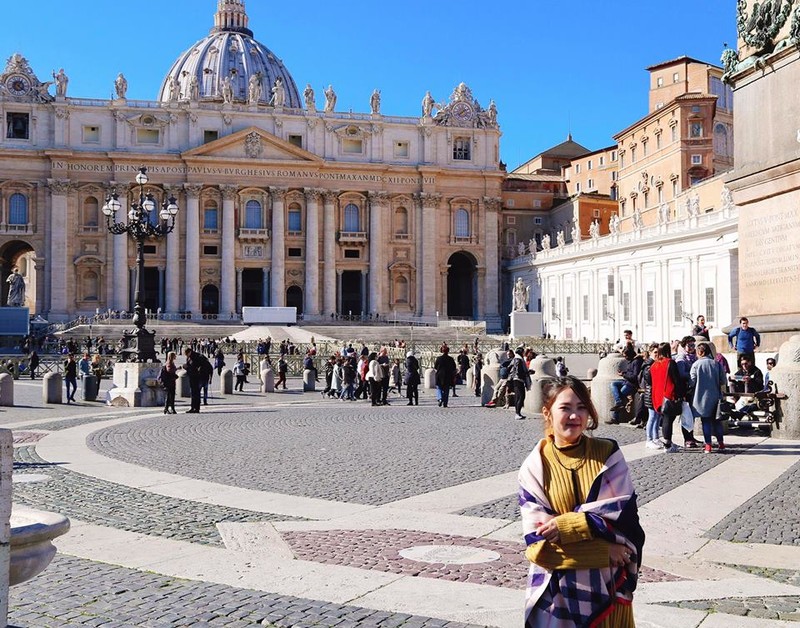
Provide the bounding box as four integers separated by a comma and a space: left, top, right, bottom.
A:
270, 187, 287, 307
184, 184, 203, 316
483, 197, 501, 320
46, 179, 72, 318
220, 185, 238, 316
109, 183, 130, 312
164, 185, 181, 314
304, 188, 322, 317
322, 191, 338, 316
368, 192, 389, 315
420, 193, 440, 317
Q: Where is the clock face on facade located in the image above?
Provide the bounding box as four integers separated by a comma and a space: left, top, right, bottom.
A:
5, 74, 31, 97
451, 101, 474, 124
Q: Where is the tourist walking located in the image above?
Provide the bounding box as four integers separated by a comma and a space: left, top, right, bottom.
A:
649, 342, 683, 453
519, 376, 644, 627
434, 344, 457, 408
690, 342, 727, 453
366, 352, 383, 406
276, 356, 288, 390
28, 350, 39, 380
404, 351, 420, 406
233, 356, 247, 391
183, 347, 211, 413
508, 347, 531, 420
158, 351, 179, 414
64, 353, 78, 403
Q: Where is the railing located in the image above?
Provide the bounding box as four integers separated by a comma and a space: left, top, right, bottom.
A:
337, 231, 367, 243
238, 228, 270, 240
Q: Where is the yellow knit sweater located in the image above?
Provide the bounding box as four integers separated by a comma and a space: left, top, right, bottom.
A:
525, 436, 636, 627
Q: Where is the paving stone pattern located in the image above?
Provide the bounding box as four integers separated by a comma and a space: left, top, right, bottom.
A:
13, 446, 302, 546
658, 596, 800, 621
9, 555, 483, 628
86, 400, 644, 507
705, 458, 800, 546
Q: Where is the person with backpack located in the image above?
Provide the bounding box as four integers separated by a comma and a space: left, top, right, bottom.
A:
233, 355, 247, 391
158, 351, 179, 414
508, 347, 532, 420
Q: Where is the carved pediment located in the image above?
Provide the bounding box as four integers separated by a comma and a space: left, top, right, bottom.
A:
332, 124, 372, 140
126, 113, 171, 129
183, 126, 322, 162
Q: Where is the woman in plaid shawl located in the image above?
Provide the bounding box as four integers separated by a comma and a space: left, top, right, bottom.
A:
519, 377, 644, 627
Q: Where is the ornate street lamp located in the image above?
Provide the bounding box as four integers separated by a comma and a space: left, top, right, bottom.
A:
103, 167, 179, 362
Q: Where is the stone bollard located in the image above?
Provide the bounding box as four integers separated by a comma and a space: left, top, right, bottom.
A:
771, 334, 800, 440
42, 373, 62, 404
0, 374, 12, 408
1, 429, 11, 626
524, 356, 557, 418
303, 369, 316, 392
424, 368, 436, 390
590, 354, 628, 425
220, 368, 233, 395
82, 374, 98, 402
587, 368, 598, 380
178, 370, 190, 398
466, 368, 474, 392
481, 349, 504, 407
260, 361, 275, 393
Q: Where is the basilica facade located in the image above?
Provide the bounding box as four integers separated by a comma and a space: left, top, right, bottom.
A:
0, 0, 503, 328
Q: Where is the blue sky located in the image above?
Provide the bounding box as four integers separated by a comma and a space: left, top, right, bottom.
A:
4, 0, 736, 169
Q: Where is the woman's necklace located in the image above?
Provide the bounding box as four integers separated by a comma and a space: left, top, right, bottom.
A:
551, 436, 588, 502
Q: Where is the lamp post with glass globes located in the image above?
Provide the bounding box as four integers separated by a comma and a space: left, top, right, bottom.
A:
102, 167, 179, 362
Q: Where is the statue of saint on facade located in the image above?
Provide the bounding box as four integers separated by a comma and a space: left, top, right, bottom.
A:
115, 73, 128, 99
422, 91, 435, 117
168, 76, 180, 102
542, 234, 551, 250
270, 77, 286, 107
518, 241, 526, 256
610, 214, 620, 234
487, 99, 497, 126
556, 230, 566, 247
188, 74, 200, 101
512, 277, 530, 313
248, 73, 262, 104
6, 268, 25, 307
221, 76, 233, 104
370, 89, 381, 115
589, 219, 600, 240
324, 85, 337, 113
52, 68, 68, 97
571, 223, 580, 242
304, 84, 315, 111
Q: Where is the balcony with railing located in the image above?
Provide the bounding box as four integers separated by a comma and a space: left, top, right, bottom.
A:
238, 228, 271, 241
338, 230, 368, 243
0, 223, 34, 235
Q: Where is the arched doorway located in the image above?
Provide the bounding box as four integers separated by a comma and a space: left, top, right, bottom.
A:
0, 240, 36, 311
201, 284, 219, 316
286, 285, 303, 316
242, 269, 265, 307
447, 252, 476, 319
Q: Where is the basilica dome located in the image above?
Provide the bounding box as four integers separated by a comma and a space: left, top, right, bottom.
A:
157, 0, 301, 108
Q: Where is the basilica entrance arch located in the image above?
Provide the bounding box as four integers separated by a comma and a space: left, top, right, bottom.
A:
446, 252, 477, 319
0, 240, 37, 310
286, 285, 303, 316
201, 284, 219, 316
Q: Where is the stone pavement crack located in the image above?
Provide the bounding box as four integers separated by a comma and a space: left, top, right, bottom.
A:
9, 555, 484, 628
705, 458, 800, 545
13, 446, 304, 546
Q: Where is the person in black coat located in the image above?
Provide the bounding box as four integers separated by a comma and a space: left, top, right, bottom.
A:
404, 351, 421, 406
183, 347, 211, 413
434, 344, 457, 408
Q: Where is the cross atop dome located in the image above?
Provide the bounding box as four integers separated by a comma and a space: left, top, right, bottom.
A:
212, 0, 253, 37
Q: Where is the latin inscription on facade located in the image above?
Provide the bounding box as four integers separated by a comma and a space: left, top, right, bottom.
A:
740, 198, 800, 314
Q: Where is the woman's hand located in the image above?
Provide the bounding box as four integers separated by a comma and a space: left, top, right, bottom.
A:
609, 543, 633, 568
534, 517, 560, 544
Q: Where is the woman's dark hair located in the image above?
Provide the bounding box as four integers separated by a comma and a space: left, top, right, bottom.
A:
657, 342, 671, 359
541, 376, 599, 434
367, 352, 377, 361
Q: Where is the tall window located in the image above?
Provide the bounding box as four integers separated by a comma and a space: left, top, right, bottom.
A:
647, 291, 655, 322
83, 197, 99, 226
245, 200, 262, 229
550, 297, 557, 318
565, 296, 572, 321
582, 295, 589, 322
343, 203, 360, 232
394, 207, 409, 235
8, 193, 28, 225
454, 208, 470, 238
673, 289, 683, 323
395, 276, 409, 303
453, 138, 471, 160
622, 292, 630, 321
287, 204, 302, 233
705, 287, 716, 322
607, 274, 615, 297
203, 201, 218, 230
602, 294, 609, 320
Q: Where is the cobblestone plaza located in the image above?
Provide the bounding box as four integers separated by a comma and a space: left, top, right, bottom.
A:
2, 370, 800, 627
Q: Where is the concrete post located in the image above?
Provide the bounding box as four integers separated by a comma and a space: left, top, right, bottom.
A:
260, 361, 275, 393
178, 370, 190, 398
424, 368, 436, 390
480, 350, 504, 407
0, 429, 10, 627
82, 374, 98, 402
524, 356, 557, 418
220, 368, 233, 395
590, 355, 628, 425
43, 373, 62, 404
303, 370, 316, 392
0, 375, 12, 407
771, 334, 800, 440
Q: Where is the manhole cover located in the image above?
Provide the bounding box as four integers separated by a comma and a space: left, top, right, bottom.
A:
13, 474, 51, 484
399, 545, 501, 565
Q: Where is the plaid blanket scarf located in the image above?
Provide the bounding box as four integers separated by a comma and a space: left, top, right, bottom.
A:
519, 438, 645, 627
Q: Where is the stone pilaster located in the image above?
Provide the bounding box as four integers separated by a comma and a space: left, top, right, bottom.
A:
419, 193, 440, 318
483, 197, 501, 322
220, 185, 238, 316
183, 184, 203, 316
368, 191, 389, 315
46, 179, 72, 319
304, 189, 322, 317
108, 183, 130, 312
270, 187, 287, 307
163, 185, 181, 313
322, 191, 338, 316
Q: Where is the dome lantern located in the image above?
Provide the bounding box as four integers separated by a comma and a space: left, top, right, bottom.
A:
213, 0, 253, 37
